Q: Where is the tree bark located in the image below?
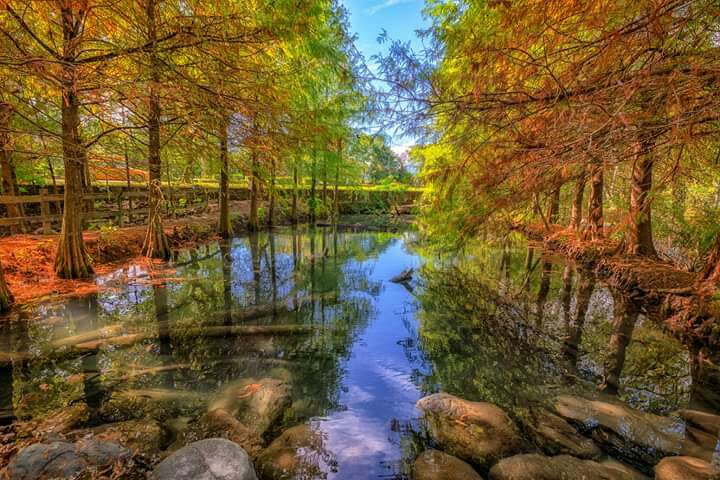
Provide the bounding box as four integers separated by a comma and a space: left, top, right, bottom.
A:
55, 2, 93, 278
249, 151, 260, 231
218, 116, 232, 238
141, 0, 171, 259
546, 187, 560, 224
569, 168, 586, 231
600, 292, 639, 395
310, 150, 317, 225
623, 150, 657, 257
0, 102, 24, 233
334, 139, 341, 219
0, 260, 13, 312
268, 156, 276, 227
291, 163, 298, 224
584, 161, 604, 240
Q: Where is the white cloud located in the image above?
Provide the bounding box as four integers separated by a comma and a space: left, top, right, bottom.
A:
365, 0, 417, 16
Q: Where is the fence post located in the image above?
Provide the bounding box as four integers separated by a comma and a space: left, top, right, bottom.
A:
39, 188, 52, 234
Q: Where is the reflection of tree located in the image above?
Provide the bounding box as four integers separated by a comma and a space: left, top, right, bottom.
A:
688, 346, 720, 412
535, 261, 553, 327
600, 291, 640, 395
562, 267, 595, 369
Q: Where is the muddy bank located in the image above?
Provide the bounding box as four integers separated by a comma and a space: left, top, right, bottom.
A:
516, 223, 720, 349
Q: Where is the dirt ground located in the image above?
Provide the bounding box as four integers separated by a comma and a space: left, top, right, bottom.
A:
0, 201, 253, 306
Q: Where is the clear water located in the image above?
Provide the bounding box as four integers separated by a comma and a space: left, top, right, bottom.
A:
0, 227, 715, 478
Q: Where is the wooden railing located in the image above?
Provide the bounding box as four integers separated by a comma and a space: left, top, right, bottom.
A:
0, 186, 218, 234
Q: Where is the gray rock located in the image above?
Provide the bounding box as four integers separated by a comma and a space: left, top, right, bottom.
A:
654, 456, 720, 480
524, 407, 601, 459
413, 449, 484, 480
152, 438, 257, 480
552, 395, 719, 466
488, 453, 647, 480
416, 393, 521, 468
8, 439, 130, 480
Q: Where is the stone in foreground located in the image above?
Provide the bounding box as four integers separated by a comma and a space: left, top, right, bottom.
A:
8, 439, 130, 480
654, 456, 720, 480
488, 453, 647, 480
416, 393, 521, 467
413, 449, 484, 480
152, 438, 257, 480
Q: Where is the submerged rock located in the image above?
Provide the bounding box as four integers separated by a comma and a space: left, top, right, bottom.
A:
552, 395, 719, 466
488, 453, 647, 480
654, 456, 720, 480
14, 403, 89, 440
413, 449, 484, 480
416, 393, 521, 468
152, 438, 257, 480
8, 438, 131, 480
180, 408, 264, 458
255, 424, 332, 480
69, 419, 164, 456
209, 377, 291, 438
524, 407, 601, 459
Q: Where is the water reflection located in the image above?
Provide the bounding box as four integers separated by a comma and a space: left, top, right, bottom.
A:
0, 230, 717, 478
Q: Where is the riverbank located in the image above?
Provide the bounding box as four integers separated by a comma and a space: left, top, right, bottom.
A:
516, 223, 720, 348
0, 207, 414, 307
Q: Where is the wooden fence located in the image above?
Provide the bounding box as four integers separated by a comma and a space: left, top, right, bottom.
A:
0, 185, 421, 235
0, 186, 220, 234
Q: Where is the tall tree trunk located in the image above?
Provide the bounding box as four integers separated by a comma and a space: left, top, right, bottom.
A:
570, 168, 586, 231
310, 150, 317, 225
268, 157, 276, 227
0, 260, 13, 312
55, 3, 92, 278
546, 187, 560, 224
141, 0, 171, 259
334, 139, 341, 219
218, 117, 232, 238
291, 163, 298, 224
584, 161, 604, 240
248, 151, 259, 231
623, 150, 657, 257
0, 102, 24, 233
600, 292, 639, 395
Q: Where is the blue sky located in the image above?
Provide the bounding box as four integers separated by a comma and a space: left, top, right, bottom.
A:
342, 0, 428, 151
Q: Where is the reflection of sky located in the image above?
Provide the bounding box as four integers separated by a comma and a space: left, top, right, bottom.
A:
317, 238, 423, 478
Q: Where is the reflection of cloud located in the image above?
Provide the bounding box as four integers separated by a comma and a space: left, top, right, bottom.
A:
365, 0, 417, 15
321, 411, 389, 465
347, 385, 374, 403
373, 362, 417, 398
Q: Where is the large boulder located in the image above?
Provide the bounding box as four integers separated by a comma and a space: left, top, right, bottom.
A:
523, 407, 601, 459
69, 419, 164, 457
413, 449, 484, 480
416, 393, 521, 467
488, 453, 647, 480
7, 439, 131, 480
654, 456, 720, 480
152, 438, 257, 480
254, 424, 331, 480
552, 395, 718, 466
210, 377, 291, 438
